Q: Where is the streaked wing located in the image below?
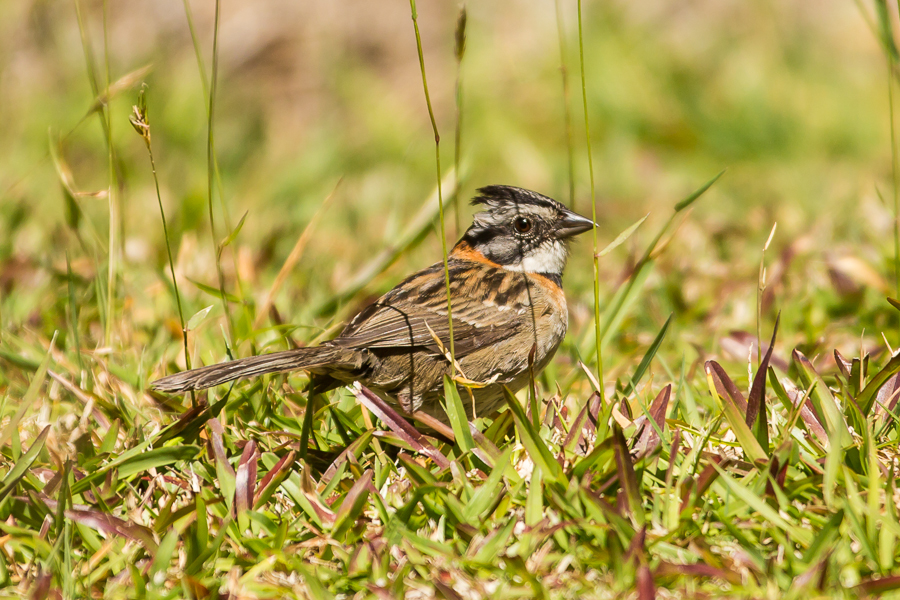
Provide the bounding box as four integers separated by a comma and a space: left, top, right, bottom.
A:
333, 261, 530, 357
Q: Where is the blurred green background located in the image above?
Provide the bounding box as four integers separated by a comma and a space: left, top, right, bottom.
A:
0, 0, 896, 381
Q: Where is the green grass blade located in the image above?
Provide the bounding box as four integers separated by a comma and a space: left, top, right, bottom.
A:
0, 426, 49, 502
0, 332, 56, 450
462, 446, 512, 523
503, 386, 562, 483
705, 364, 766, 463
793, 349, 852, 448
623, 313, 672, 397
444, 376, 475, 453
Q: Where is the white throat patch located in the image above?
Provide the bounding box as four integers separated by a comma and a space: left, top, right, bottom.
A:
502, 240, 568, 275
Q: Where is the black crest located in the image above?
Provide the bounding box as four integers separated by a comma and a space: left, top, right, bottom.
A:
472, 185, 566, 213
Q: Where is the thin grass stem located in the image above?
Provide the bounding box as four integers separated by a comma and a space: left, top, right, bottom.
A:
130, 92, 191, 376
555, 0, 576, 206
101, 0, 119, 350
205, 0, 235, 346
757, 223, 776, 368
453, 6, 467, 237
409, 0, 455, 374
74, 0, 113, 343
890, 31, 900, 335
182, 0, 209, 99
183, 0, 249, 344
576, 0, 604, 404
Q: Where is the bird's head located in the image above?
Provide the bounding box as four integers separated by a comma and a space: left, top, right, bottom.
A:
457, 185, 596, 277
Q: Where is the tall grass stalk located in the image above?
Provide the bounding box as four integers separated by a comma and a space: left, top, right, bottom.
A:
182, 0, 209, 98
555, 0, 576, 206
205, 0, 236, 345
757, 223, 776, 367
182, 0, 250, 341
73, 0, 112, 342
576, 0, 604, 404
453, 7, 467, 237
129, 90, 191, 374
99, 0, 120, 348
865, 0, 900, 334
889, 15, 900, 332
409, 0, 455, 373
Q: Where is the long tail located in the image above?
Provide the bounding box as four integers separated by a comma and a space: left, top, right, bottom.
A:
151, 346, 345, 393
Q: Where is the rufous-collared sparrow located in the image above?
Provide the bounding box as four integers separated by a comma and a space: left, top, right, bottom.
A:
152, 185, 596, 426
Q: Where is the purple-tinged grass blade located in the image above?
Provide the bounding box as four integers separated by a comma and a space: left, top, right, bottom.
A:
637, 562, 655, 600
624, 525, 647, 562
207, 418, 236, 512
705, 362, 766, 463
562, 391, 602, 457
630, 527, 655, 600
706, 361, 748, 414
746, 315, 778, 452
297, 461, 336, 526
155, 400, 211, 445
633, 384, 671, 459
433, 578, 463, 600
63, 506, 158, 556
859, 350, 900, 417
792, 350, 852, 447
28, 571, 52, 600
834, 349, 852, 380
613, 424, 643, 525
469, 425, 502, 467
254, 450, 296, 509
680, 456, 732, 514
320, 431, 373, 486
365, 584, 396, 600
562, 396, 592, 456
877, 372, 900, 419
207, 418, 235, 478
234, 440, 258, 518
856, 574, 900, 596
332, 470, 373, 538
769, 367, 828, 444
352, 384, 449, 469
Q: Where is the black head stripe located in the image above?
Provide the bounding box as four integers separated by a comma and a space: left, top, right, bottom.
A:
472, 185, 564, 213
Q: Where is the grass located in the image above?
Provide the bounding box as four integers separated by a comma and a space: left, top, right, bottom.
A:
2, 0, 900, 598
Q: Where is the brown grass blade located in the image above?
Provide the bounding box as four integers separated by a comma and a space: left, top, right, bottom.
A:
633, 384, 671, 458
352, 384, 449, 469
207, 418, 235, 478
64, 506, 158, 556
235, 441, 258, 516
706, 361, 748, 414
254, 450, 295, 508
746, 315, 778, 450
613, 424, 643, 524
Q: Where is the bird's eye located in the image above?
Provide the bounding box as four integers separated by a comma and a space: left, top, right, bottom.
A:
514, 216, 533, 233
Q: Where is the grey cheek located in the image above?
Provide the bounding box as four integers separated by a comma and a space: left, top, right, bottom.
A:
485, 238, 523, 265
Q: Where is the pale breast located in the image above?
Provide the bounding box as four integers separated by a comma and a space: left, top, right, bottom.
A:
457, 270, 568, 387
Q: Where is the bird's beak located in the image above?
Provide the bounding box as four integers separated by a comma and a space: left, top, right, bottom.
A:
556, 210, 597, 238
